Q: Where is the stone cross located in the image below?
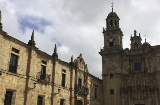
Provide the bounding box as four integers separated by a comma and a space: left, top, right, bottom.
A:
111, 2, 114, 12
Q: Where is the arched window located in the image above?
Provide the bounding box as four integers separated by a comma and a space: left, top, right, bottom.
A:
115, 20, 117, 26
134, 43, 138, 50
110, 20, 113, 26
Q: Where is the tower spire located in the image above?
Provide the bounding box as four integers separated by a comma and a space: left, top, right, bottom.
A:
52, 44, 58, 58
0, 10, 1, 23
28, 30, 36, 46
134, 30, 137, 36
0, 10, 3, 30
71, 55, 73, 63
145, 35, 146, 42
54, 44, 57, 54
31, 30, 34, 41
111, 2, 114, 12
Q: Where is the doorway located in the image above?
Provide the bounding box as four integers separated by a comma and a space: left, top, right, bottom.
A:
77, 100, 83, 105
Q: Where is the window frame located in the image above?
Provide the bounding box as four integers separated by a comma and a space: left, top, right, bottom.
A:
61, 73, 66, 87
4, 90, 16, 105
40, 60, 47, 80
37, 95, 44, 105
110, 73, 114, 78
110, 89, 114, 95
134, 62, 141, 72
60, 99, 65, 105
95, 87, 97, 99
9, 48, 19, 73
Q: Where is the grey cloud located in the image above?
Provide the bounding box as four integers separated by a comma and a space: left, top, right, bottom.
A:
0, 0, 160, 78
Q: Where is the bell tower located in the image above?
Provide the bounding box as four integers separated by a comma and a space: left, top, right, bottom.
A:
102, 3, 123, 50
100, 4, 123, 105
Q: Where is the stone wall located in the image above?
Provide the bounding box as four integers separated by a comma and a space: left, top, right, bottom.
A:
0, 30, 102, 105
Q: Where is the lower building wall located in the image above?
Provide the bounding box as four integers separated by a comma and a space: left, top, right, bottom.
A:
0, 70, 102, 105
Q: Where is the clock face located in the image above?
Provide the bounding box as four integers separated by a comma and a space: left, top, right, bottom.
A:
109, 37, 114, 42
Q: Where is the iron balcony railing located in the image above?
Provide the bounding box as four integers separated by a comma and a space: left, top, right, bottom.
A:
76, 85, 89, 95
36, 72, 51, 84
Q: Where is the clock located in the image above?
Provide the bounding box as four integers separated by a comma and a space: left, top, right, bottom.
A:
109, 37, 114, 42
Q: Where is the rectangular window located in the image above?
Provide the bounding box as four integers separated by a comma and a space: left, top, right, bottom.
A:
37, 96, 43, 105
9, 53, 18, 73
4, 91, 13, 105
9, 48, 19, 73
40, 65, 46, 80
110, 89, 114, 95
78, 78, 82, 87
95, 88, 97, 99
134, 63, 141, 71
60, 99, 65, 105
61, 73, 66, 87
110, 73, 114, 78
40, 60, 47, 80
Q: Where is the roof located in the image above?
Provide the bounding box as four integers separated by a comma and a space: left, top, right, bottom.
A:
107, 12, 119, 19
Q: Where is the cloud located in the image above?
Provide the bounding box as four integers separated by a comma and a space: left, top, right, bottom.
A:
0, 0, 160, 78
18, 16, 51, 33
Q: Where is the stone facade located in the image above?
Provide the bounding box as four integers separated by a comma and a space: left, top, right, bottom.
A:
100, 9, 160, 105
0, 12, 102, 105
1, 8, 160, 105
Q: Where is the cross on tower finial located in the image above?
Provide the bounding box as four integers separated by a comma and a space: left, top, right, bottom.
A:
111, 1, 114, 12
145, 35, 146, 42
134, 30, 137, 36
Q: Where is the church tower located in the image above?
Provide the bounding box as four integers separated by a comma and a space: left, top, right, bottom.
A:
99, 4, 123, 105
102, 5, 123, 50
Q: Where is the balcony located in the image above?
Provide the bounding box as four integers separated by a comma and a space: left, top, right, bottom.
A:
36, 72, 51, 84
76, 85, 89, 96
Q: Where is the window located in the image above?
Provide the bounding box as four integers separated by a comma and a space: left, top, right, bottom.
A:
40, 60, 47, 80
110, 89, 114, 95
78, 78, 82, 87
9, 48, 19, 73
95, 88, 97, 99
37, 96, 43, 105
134, 63, 141, 71
61, 69, 66, 87
4, 91, 13, 105
109, 42, 113, 47
77, 100, 83, 105
115, 20, 117, 26
134, 43, 138, 50
60, 99, 65, 105
110, 20, 113, 26
40, 65, 46, 80
61, 73, 66, 87
110, 73, 114, 78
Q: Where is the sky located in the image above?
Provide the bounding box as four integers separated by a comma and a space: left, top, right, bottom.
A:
0, 0, 160, 79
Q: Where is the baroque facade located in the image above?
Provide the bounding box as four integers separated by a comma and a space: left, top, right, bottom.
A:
1, 7, 160, 105
100, 8, 160, 105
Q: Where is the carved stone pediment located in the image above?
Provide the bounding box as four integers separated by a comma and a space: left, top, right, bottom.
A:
74, 53, 88, 72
